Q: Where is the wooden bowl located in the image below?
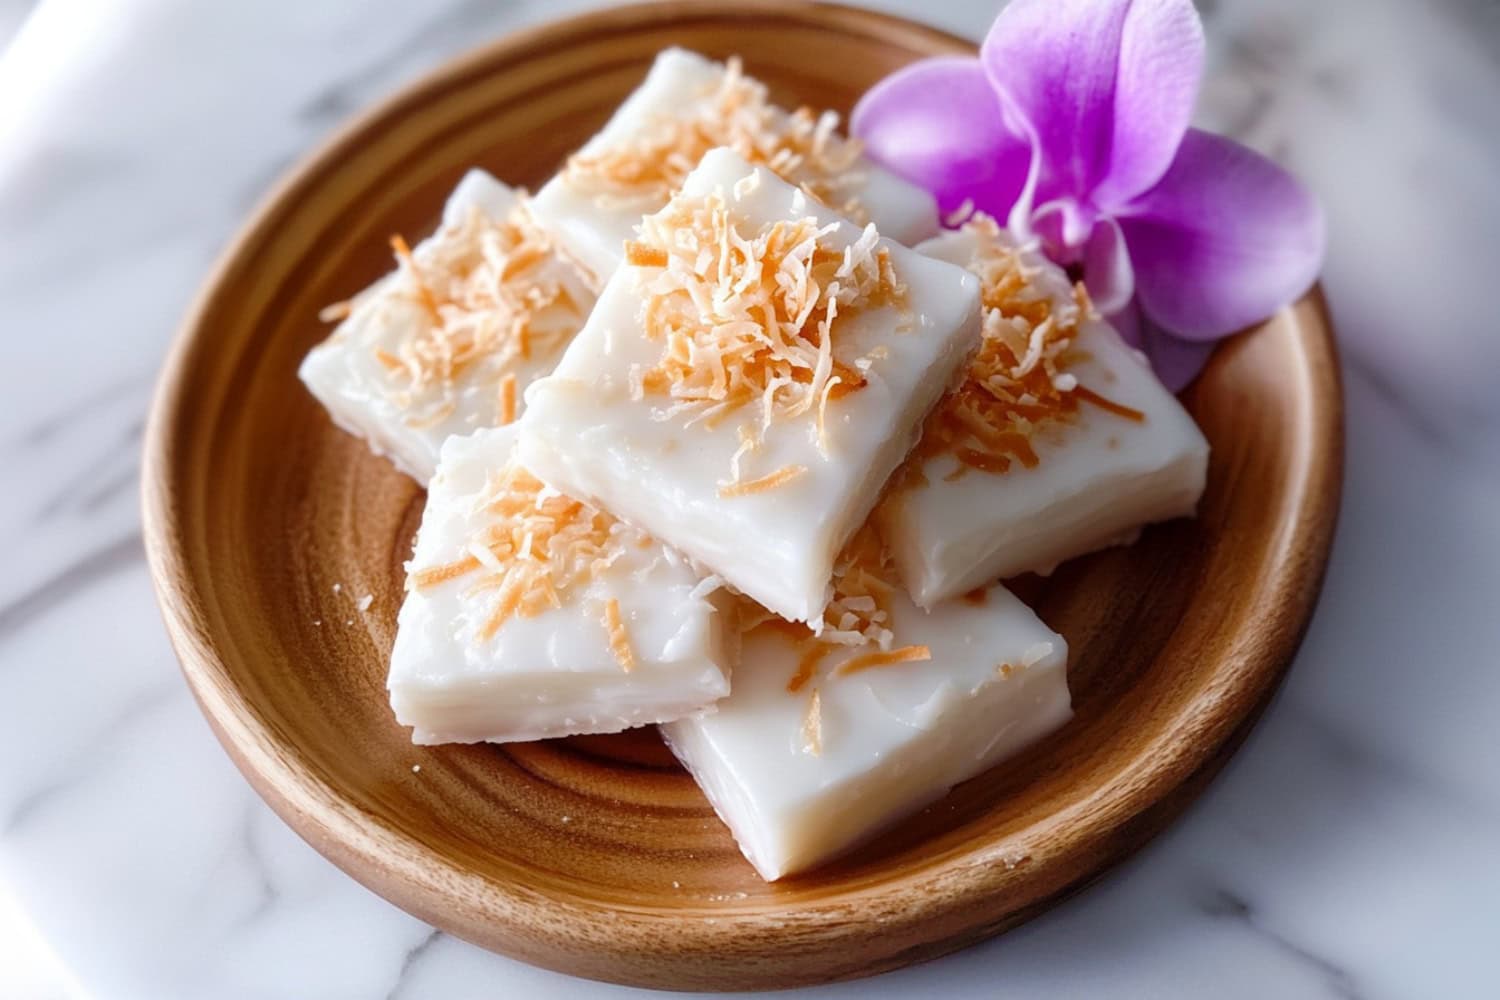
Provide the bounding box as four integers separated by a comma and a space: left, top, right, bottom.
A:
142, 0, 1342, 990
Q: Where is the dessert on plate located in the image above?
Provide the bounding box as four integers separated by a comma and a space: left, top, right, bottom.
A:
287, 7, 1324, 878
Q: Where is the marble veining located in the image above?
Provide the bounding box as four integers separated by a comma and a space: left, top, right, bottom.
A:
0, 1, 1497, 997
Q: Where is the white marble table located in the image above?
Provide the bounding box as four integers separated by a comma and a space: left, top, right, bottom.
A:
1, 1, 1497, 997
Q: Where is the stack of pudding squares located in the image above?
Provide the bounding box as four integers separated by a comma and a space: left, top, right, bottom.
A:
300, 50, 1209, 881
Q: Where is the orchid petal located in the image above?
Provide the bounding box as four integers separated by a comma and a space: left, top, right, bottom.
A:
1094, 0, 1205, 208
851, 57, 1031, 219
1141, 321, 1218, 392
981, 0, 1203, 210
1107, 298, 1144, 349
1082, 216, 1134, 315
1106, 299, 1214, 392
1120, 128, 1325, 339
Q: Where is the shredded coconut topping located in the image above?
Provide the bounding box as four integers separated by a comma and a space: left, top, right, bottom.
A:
602, 597, 636, 672
743, 524, 934, 753
629, 189, 906, 483
902, 214, 1144, 485
800, 689, 823, 756
332, 201, 585, 429
498, 372, 518, 425
408, 462, 628, 642
717, 464, 806, 498
813, 523, 901, 649
564, 56, 870, 222
837, 644, 932, 677
741, 523, 911, 701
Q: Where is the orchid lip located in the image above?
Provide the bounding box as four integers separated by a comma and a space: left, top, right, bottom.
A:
1030, 198, 1098, 257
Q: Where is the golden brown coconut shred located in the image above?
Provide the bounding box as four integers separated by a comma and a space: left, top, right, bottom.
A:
900, 215, 1143, 485
563, 57, 870, 222
408, 463, 634, 645
626, 188, 907, 489
329, 203, 584, 428
760, 522, 909, 700
754, 523, 934, 755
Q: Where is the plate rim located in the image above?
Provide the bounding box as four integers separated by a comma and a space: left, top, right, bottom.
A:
141, 0, 1345, 988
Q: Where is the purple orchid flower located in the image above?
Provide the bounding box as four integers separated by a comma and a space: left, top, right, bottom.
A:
851, 0, 1325, 390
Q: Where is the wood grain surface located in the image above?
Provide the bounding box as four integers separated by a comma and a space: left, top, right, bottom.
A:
141, 1, 1343, 990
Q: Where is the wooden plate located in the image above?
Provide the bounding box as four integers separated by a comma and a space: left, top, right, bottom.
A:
142, 1, 1342, 990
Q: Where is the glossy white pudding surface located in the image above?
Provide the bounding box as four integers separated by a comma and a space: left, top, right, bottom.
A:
519, 149, 981, 623
662, 583, 1070, 881
388, 426, 730, 744
528, 48, 940, 284
10, 1, 1498, 996
879, 227, 1209, 606
299, 169, 594, 481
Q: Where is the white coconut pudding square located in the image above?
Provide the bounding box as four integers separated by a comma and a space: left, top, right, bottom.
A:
518, 148, 982, 623
388, 425, 731, 745
660, 527, 1071, 881
528, 47, 939, 284
300, 168, 596, 482
875, 217, 1209, 607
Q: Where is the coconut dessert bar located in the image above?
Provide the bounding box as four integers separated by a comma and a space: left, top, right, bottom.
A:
300, 169, 595, 482
876, 217, 1209, 607
528, 48, 939, 284
661, 527, 1071, 881
518, 148, 982, 623
388, 425, 731, 744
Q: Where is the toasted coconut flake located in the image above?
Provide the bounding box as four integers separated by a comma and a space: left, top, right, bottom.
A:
1073, 385, 1145, 422
624, 241, 668, 268
837, 644, 932, 677
897, 214, 1144, 485
787, 643, 829, 693
942, 198, 977, 228
800, 689, 823, 756
319, 300, 354, 323
602, 597, 636, 672
564, 57, 869, 222
728, 424, 760, 482
408, 461, 625, 641
813, 522, 900, 648
409, 554, 481, 590
741, 525, 934, 753
747, 524, 916, 756
498, 372, 518, 425
632, 189, 905, 475
336, 203, 584, 429
718, 464, 806, 498
389, 234, 442, 322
